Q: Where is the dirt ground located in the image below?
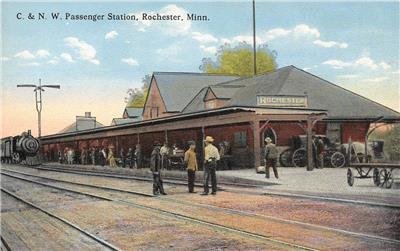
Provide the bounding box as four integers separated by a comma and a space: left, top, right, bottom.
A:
2, 165, 400, 250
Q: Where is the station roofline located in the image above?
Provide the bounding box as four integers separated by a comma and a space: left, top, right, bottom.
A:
40, 105, 327, 140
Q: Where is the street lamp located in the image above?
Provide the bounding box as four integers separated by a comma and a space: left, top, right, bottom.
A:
17, 78, 60, 138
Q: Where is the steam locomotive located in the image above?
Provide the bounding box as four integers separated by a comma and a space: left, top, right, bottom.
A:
1, 130, 41, 165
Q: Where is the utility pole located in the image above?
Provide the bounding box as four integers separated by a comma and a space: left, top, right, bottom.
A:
252, 0, 257, 75
17, 79, 60, 138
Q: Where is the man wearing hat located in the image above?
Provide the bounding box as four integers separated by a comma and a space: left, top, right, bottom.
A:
265, 137, 279, 179
184, 141, 198, 193
150, 141, 167, 195
202, 136, 220, 195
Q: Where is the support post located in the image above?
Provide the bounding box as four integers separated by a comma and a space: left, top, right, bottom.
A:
137, 133, 140, 144
201, 126, 205, 170
164, 129, 168, 144
306, 117, 314, 171
252, 119, 261, 172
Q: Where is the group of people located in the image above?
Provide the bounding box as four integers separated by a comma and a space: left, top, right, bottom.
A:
150, 136, 220, 196
58, 144, 143, 168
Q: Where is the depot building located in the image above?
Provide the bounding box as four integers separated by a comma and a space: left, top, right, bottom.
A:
40, 66, 400, 169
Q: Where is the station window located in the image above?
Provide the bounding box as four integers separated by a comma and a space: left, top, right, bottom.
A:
326, 122, 341, 143
234, 131, 247, 147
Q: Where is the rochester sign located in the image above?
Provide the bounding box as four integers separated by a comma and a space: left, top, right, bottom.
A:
257, 95, 308, 107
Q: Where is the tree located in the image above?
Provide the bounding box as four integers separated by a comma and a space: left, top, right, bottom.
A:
125, 75, 151, 108
200, 42, 277, 77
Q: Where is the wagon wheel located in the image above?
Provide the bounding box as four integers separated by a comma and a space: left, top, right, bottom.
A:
292, 148, 307, 167
279, 149, 293, 167
378, 169, 388, 188
12, 152, 21, 164
347, 168, 354, 186
373, 168, 380, 186
330, 152, 345, 168
385, 171, 393, 189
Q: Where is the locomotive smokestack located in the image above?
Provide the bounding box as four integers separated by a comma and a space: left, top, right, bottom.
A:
85, 112, 91, 118
28, 130, 31, 136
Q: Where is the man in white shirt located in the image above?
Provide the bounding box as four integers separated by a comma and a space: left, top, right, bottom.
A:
201, 136, 220, 195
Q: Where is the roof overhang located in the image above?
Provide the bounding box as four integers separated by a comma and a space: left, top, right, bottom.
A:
40, 106, 327, 141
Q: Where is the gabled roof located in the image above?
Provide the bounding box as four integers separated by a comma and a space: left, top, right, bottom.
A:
209, 85, 245, 99
227, 65, 400, 119
152, 72, 238, 112
124, 107, 143, 118
183, 85, 244, 113
111, 117, 141, 126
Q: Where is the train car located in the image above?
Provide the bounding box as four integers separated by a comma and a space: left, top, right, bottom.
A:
0, 130, 41, 165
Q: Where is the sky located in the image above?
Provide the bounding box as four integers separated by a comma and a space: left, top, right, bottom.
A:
1, 1, 399, 137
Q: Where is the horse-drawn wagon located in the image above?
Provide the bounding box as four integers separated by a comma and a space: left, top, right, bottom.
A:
279, 135, 345, 168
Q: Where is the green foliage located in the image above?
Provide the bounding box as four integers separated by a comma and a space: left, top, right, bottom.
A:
370, 124, 400, 161
200, 42, 277, 77
126, 75, 151, 108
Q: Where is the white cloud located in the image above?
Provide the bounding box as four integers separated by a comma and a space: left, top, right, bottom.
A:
303, 67, 312, 71
47, 59, 58, 65
264, 28, 291, 41
36, 49, 50, 58
105, 30, 118, 40
220, 38, 232, 44
1, 56, 9, 61
60, 53, 74, 63
121, 57, 139, 66
362, 76, 389, 83
14, 50, 35, 60
232, 35, 263, 44
322, 59, 352, 69
379, 61, 391, 70
64, 37, 100, 65
192, 32, 218, 44
313, 39, 348, 49
354, 56, 378, 70
25, 62, 40, 66
293, 24, 320, 38
199, 45, 217, 54
134, 4, 191, 36
125, 40, 131, 44
323, 56, 390, 70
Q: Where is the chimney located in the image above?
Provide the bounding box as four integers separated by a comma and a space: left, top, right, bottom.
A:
85, 112, 91, 118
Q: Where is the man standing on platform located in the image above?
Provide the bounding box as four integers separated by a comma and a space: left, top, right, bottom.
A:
120, 148, 126, 168
160, 142, 170, 169
127, 148, 134, 168
265, 137, 279, 179
150, 141, 167, 195
184, 141, 198, 193
201, 136, 220, 196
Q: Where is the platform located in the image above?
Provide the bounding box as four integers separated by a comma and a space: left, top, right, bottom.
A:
28, 163, 400, 205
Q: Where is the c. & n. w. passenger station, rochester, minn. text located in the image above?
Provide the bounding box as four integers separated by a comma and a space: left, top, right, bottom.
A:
17, 12, 209, 21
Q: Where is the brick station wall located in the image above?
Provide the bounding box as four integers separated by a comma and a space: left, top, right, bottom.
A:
41, 120, 371, 167
341, 122, 370, 143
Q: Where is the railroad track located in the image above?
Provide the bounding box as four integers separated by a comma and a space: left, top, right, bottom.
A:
16, 164, 400, 209
0, 187, 119, 251
1, 170, 317, 251
2, 168, 400, 247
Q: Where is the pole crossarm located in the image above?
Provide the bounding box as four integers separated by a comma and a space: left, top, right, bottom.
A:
17, 78, 60, 137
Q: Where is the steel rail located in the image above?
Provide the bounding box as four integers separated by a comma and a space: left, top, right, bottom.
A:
0, 187, 119, 251
18, 165, 400, 209
0, 236, 11, 251
1, 171, 317, 251
3, 169, 400, 246
2, 169, 154, 197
